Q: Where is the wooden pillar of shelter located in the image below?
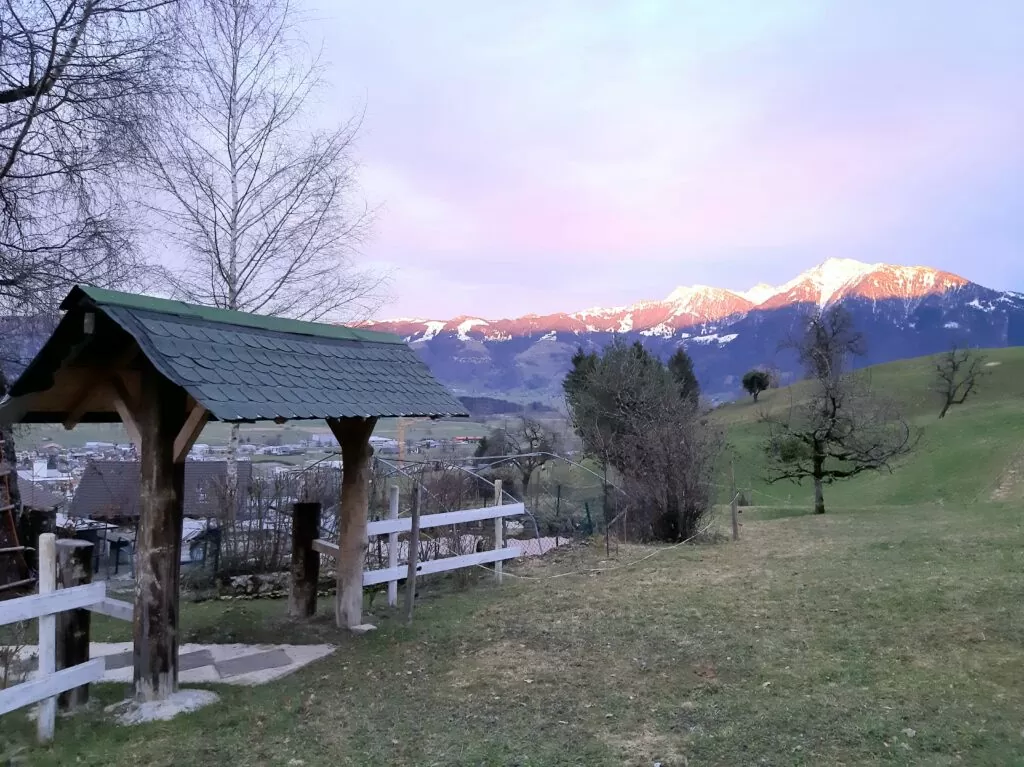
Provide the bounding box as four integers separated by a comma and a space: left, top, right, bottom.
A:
132, 364, 191, 701
288, 501, 321, 618
326, 417, 377, 629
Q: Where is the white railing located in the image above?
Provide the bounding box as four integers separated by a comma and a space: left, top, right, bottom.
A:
313, 501, 525, 603
0, 534, 133, 743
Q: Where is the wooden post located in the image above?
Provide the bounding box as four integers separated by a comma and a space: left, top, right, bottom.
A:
327, 416, 378, 630
404, 483, 422, 625
36, 533, 56, 743
493, 479, 504, 584
133, 364, 188, 701
288, 502, 321, 618
387, 485, 399, 607
56, 539, 94, 710
730, 457, 740, 542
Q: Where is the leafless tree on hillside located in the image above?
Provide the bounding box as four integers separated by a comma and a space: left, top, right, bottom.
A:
476, 415, 560, 498
763, 307, 916, 514
934, 346, 987, 418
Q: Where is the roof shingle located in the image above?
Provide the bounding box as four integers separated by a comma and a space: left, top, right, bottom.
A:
7, 286, 468, 424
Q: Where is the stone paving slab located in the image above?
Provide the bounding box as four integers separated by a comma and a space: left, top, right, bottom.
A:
180, 649, 216, 672
104, 650, 133, 671
93, 642, 336, 686
214, 648, 292, 679
5, 642, 336, 687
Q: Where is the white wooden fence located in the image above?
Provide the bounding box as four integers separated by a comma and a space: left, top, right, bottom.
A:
0, 534, 133, 743
313, 500, 525, 606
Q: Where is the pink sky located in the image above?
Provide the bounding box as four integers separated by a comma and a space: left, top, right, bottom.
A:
300, 1, 1024, 319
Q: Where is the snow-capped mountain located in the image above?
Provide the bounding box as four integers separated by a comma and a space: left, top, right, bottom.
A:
366, 259, 971, 340
359, 259, 1024, 402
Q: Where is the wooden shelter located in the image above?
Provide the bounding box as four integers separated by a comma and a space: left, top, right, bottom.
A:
0, 286, 466, 700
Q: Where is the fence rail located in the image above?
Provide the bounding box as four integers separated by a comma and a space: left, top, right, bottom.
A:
0, 659, 105, 718
1, 582, 106, 624
313, 500, 524, 603
0, 534, 133, 743
365, 502, 525, 535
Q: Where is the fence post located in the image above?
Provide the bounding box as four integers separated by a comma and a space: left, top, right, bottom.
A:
730, 458, 740, 542
288, 502, 321, 619
36, 533, 56, 743
404, 483, 422, 625
387, 486, 399, 607
493, 479, 503, 584
56, 539, 94, 711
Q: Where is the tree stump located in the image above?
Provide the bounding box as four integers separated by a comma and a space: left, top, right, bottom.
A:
56, 538, 94, 710
288, 502, 321, 618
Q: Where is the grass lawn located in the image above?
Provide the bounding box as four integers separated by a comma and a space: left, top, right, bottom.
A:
3, 503, 1023, 765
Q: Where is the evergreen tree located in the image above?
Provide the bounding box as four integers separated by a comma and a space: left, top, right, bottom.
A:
668, 348, 700, 405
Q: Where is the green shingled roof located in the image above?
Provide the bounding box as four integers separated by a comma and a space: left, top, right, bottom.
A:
65, 285, 401, 344
31, 286, 468, 423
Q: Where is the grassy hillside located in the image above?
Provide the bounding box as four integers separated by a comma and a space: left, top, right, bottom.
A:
717, 347, 1024, 509
4, 503, 1023, 765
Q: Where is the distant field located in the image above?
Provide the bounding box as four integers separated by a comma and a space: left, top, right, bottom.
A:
19, 416, 489, 449
716, 347, 1024, 509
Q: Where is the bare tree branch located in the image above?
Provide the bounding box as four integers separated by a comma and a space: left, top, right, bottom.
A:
0, 0, 173, 315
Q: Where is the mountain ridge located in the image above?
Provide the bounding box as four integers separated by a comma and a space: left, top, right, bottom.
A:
363, 259, 976, 340
354, 259, 1023, 403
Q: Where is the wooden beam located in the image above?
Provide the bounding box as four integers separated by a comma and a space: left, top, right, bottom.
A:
326, 416, 378, 630
61, 377, 103, 431
173, 401, 208, 463
59, 343, 141, 432
107, 374, 142, 446
132, 363, 188, 702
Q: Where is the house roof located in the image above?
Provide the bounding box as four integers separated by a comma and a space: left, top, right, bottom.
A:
3, 285, 468, 424
69, 460, 254, 519
20, 481, 64, 511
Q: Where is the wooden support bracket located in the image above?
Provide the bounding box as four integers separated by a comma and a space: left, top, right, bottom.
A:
106, 375, 141, 446
62, 382, 100, 431
173, 401, 208, 463
60, 344, 142, 436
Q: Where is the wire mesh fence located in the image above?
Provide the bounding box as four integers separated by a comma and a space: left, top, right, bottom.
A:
175, 450, 645, 584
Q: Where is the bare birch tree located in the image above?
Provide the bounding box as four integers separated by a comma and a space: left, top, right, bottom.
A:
143, 0, 381, 499
145, 0, 378, 321
1, 0, 172, 507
